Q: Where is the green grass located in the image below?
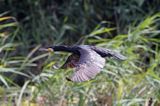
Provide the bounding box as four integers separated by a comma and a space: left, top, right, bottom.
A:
0, 0, 160, 106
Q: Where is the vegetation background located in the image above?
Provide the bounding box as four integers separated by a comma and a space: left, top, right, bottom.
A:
0, 0, 160, 106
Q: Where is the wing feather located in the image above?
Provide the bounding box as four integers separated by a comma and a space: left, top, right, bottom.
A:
69, 47, 105, 82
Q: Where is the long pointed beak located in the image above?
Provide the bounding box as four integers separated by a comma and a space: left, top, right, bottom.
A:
39, 48, 54, 52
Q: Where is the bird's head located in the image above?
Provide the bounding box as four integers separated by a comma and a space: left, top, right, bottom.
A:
39, 47, 54, 52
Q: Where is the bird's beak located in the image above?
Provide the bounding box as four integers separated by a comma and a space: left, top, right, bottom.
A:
39, 48, 54, 52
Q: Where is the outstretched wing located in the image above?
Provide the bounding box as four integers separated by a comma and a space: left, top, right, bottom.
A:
91, 46, 127, 60
69, 47, 105, 82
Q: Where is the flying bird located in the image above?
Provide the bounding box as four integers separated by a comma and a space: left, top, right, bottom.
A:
40, 45, 126, 82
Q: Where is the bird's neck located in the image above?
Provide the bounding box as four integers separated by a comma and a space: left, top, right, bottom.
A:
52, 45, 76, 53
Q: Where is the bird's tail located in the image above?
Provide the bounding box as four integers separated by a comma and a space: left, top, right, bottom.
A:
111, 52, 127, 60
91, 46, 127, 60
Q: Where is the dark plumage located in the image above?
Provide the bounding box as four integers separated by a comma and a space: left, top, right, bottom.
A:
40, 45, 126, 82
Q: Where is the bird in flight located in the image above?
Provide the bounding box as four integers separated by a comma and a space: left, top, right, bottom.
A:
40, 45, 126, 82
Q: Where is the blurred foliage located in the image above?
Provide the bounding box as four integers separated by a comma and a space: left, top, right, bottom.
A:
0, 0, 160, 106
